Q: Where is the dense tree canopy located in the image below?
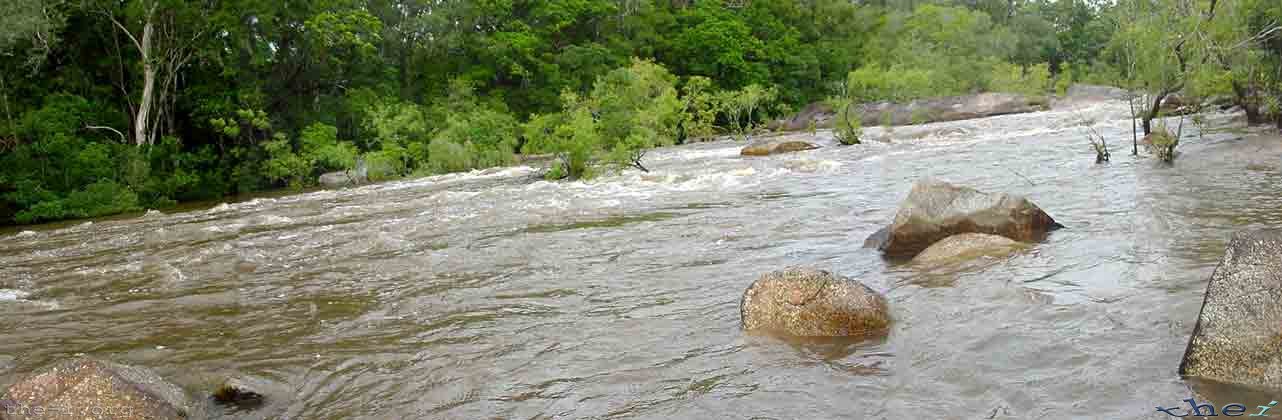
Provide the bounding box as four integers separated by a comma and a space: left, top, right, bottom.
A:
0, 0, 1279, 224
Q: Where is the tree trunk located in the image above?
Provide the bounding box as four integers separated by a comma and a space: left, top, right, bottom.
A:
0, 76, 13, 140
1129, 96, 1139, 155
1143, 92, 1168, 136
134, 19, 155, 146
1230, 81, 1265, 124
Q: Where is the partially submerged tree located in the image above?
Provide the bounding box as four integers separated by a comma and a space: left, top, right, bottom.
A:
828, 78, 863, 145
1081, 118, 1110, 164
1145, 118, 1184, 164
1110, 0, 1192, 137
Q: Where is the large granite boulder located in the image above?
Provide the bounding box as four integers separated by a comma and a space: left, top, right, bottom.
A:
740, 267, 890, 337
1180, 230, 1282, 389
740, 139, 820, 156
0, 358, 191, 419
911, 233, 1029, 266
867, 180, 1062, 259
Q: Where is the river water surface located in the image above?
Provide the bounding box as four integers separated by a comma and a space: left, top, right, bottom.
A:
2, 101, 1279, 419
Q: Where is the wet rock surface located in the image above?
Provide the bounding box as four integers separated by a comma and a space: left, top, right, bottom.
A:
0, 358, 190, 420
1181, 230, 1282, 389
867, 179, 1061, 259
740, 139, 820, 156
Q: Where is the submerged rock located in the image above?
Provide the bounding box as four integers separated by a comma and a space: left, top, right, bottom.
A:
911, 233, 1028, 266
212, 376, 267, 411
740, 267, 890, 337
0, 358, 190, 419
740, 139, 820, 156
866, 179, 1061, 259
1180, 230, 1282, 389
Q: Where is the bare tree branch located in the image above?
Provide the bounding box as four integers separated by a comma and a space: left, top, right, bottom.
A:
84, 125, 128, 143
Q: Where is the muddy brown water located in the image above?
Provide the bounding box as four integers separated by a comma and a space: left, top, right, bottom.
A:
1, 102, 1280, 419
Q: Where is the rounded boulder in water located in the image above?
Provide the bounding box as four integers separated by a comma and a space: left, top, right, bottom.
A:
911, 233, 1029, 267
740, 139, 820, 156
740, 267, 890, 337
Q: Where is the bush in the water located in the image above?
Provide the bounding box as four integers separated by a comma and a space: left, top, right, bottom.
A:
830, 97, 863, 145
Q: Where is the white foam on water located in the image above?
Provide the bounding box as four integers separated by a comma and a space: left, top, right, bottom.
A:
255, 215, 294, 225
647, 146, 742, 162
781, 159, 843, 174
13, 231, 38, 239
204, 222, 247, 233
439, 191, 482, 201
373, 166, 539, 193
0, 289, 30, 301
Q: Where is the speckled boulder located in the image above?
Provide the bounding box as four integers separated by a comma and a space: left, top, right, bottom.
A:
911, 233, 1029, 266
0, 358, 190, 420
740, 267, 890, 337
866, 179, 1061, 259
740, 139, 819, 156
1181, 230, 1282, 389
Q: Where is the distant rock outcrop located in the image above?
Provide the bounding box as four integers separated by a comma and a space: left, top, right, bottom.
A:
740, 267, 890, 337
1065, 84, 1131, 101
770, 93, 1047, 131
1181, 230, 1282, 389
866, 180, 1062, 259
771, 102, 835, 131
319, 157, 371, 188
0, 358, 191, 420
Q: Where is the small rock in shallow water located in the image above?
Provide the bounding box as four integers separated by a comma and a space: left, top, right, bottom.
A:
212, 376, 267, 411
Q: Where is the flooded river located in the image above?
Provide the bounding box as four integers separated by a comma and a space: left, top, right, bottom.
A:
1, 101, 1278, 419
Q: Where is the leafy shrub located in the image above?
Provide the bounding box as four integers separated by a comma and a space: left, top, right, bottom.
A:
263, 123, 358, 187
524, 105, 600, 180
14, 180, 139, 224
847, 65, 948, 103
681, 76, 720, 140
524, 59, 687, 179
988, 62, 1052, 96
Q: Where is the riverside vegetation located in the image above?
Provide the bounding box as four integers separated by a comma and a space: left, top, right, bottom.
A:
1, 0, 1281, 225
